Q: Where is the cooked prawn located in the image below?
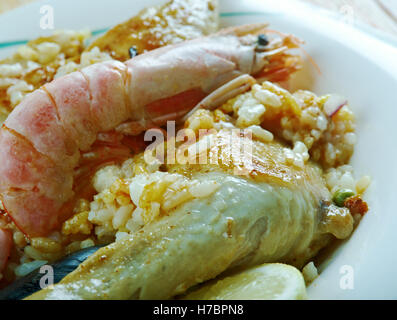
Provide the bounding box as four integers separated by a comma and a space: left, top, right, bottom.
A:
0, 24, 301, 238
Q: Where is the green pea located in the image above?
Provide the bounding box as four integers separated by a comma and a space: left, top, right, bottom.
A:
332, 189, 355, 207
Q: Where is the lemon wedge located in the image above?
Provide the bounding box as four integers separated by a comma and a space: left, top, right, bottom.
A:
184, 263, 307, 300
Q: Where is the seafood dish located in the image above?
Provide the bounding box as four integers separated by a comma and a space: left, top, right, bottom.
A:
0, 0, 369, 300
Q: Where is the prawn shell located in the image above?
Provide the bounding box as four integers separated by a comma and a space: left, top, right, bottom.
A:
4, 90, 79, 170
0, 128, 73, 236
44, 72, 96, 152
80, 61, 130, 132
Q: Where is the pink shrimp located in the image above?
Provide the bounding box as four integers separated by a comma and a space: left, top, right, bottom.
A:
0, 24, 301, 237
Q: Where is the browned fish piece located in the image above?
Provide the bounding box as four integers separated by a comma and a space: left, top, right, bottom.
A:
27, 131, 353, 300
87, 0, 219, 61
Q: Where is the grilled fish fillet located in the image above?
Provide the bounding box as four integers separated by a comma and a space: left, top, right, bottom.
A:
28, 131, 353, 300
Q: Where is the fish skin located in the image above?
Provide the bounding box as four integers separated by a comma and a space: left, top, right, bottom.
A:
87, 0, 219, 61
27, 171, 328, 300
26, 134, 353, 300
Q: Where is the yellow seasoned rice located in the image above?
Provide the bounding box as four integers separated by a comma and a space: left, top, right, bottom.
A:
64, 81, 369, 250
1, 62, 370, 285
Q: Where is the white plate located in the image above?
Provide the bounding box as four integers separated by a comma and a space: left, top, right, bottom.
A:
1, 0, 397, 300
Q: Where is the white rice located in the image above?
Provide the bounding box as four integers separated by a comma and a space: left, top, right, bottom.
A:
302, 261, 318, 285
